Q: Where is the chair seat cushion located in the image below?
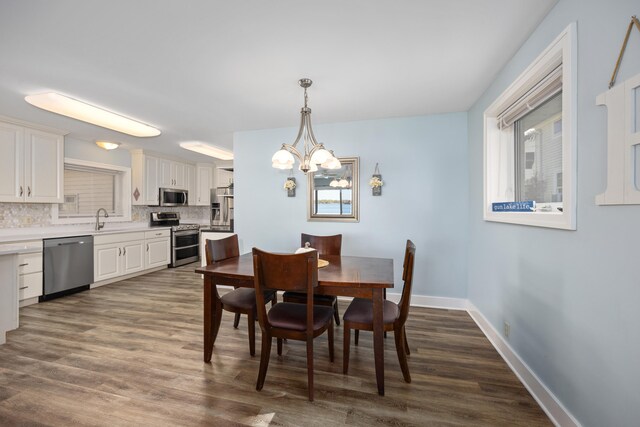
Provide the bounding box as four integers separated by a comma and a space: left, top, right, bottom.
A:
282, 291, 336, 305
268, 302, 334, 331
220, 288, 275, 310
343, 298, 399, 325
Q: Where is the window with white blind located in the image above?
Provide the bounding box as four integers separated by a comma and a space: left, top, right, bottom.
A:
52, 158, 131, 224
484, 24, 576, 230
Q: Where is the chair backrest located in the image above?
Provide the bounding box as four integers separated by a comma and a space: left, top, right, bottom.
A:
205, 234, 240, 265
300, 233, 342, 257
252, 247, 318, 333
397, 240, 416, 325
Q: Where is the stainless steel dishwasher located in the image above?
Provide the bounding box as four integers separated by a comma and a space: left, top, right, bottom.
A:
42, 235, 94, 301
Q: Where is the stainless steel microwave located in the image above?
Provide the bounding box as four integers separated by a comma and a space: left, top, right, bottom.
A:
159, 188, 188, 206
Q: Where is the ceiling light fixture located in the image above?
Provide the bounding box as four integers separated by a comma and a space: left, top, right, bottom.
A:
25, 92, 161, 137
179, 141, 234, 160
95, 141, 120, 150
271, 79, 341, 173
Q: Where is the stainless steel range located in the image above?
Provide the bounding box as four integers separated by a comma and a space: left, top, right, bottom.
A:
150, 212, 200, 267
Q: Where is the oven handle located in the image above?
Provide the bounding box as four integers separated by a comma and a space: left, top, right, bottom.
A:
173, 230, 199, 237
173, 243, 199, 250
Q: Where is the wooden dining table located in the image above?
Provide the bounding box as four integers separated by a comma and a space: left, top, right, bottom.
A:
195, 253, 394, 395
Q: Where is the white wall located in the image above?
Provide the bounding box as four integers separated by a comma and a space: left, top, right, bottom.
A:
467, 1, 640, 425
234, 113, 469, 298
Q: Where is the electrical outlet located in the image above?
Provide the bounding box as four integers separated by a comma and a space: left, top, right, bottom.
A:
503, 321, 511, 338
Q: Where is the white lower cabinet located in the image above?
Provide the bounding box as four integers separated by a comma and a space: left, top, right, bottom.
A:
17, 241, 43, 305
94, 230, 170, 283
94, 232, 146, 282
145, 230, 170, 269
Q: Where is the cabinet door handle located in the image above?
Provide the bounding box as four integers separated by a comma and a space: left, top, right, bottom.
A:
27, 186, 31, 197
18, 263, 29, 267
123, 247, 126, 256
118, 248, 122, 256
19, 186, 23, 197
146, 244, 149, 252
19, 286, 28, 290
155, 232, 162, 236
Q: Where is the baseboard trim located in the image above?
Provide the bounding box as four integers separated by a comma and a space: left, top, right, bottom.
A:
388, 292, 468, 310
90, 265, 168, 289
467, 302, 580, 427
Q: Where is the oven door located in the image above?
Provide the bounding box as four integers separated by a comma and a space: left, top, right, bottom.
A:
160, 188, 188, 207
172, 230, 199, 267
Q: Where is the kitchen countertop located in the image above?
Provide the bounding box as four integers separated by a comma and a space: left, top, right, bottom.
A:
0, 243, 42, 256
0, 223, 172, 244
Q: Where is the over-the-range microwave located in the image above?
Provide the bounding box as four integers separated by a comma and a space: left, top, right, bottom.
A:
158, 187, 188, 206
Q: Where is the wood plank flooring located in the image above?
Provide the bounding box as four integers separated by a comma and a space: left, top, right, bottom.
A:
0, 264, 551, 426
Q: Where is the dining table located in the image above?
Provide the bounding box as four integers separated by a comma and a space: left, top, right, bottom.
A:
195, 253, 394, 395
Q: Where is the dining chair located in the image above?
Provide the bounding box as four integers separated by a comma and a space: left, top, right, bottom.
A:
282, 233, 342, 325
342, 240, 416, 383
252, 247, 334, 401
204, 235, 276, 356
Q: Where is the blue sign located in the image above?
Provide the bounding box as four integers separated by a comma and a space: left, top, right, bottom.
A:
492, 201, 535, 212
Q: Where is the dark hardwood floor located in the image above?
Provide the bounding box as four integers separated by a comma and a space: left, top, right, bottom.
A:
0, 264, 551, 426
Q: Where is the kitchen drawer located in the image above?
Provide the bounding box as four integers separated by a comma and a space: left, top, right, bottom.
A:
145, 229, 170, 239
18, 252, 43, 274
94, 232, 145, 246
19, 271, 43, 300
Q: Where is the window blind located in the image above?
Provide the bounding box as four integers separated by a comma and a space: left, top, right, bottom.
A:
497, 65, 562, 128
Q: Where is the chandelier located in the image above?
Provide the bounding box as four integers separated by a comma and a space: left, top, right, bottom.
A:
271, 79, 341, 173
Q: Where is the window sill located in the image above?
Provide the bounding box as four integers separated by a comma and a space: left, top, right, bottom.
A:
484, 210, 573, 230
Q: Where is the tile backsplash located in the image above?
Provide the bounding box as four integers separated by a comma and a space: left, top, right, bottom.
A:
0, 203, 210, 229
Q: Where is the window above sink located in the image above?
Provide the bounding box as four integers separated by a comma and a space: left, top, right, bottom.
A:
51, 158, 131, 225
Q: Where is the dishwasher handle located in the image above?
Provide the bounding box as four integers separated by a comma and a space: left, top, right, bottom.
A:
57, 241, 85, 246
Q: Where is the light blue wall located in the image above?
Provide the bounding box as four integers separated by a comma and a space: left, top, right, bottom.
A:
64, 137, 131, 167
234, 114, 469, 298
467, 1, 640, 425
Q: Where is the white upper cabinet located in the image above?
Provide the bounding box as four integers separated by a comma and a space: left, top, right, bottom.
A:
131, 150, 212, 206
144, 155, 159, 205
195, 164, 213, 206
159, 158, 186, 189
185, 164, 196, 206
0, 120, 63, 203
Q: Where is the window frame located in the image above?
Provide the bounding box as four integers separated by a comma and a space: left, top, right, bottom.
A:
483, 23, 576, 230
51, 158, 132, 225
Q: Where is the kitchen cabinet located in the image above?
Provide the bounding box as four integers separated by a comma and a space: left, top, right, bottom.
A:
143, 155, 160, 205
216, 167, 234, 189
0, 120, 64, 203
185, 164, 196, 206
0, 241, 42, 344
160, 159, 186, 189
132, 150, 201, 205
94, 230, 170, 283
145, 229, 170, 268
17, 243, 43, 305
195, 164, 213, 206
94, 232, 146, 282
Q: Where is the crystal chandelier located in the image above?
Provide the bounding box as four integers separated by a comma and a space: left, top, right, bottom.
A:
271, 79, 341, 173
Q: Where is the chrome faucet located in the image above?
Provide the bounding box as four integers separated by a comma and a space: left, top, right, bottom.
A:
95, 208, 109, 231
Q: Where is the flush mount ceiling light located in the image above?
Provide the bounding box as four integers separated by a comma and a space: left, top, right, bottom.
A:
24, 92, 161, 137
271, 79, 341, 173
95, 141, 120, 150
179, 141, 234, 160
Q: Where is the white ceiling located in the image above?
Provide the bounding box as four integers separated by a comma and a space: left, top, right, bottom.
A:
0, 0, 556, 163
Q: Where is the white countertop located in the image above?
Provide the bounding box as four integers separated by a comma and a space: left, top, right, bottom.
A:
0, 244, 42, 256
0, 223, 172, 244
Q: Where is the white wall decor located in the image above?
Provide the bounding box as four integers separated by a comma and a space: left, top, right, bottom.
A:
595, 72, 640, 205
